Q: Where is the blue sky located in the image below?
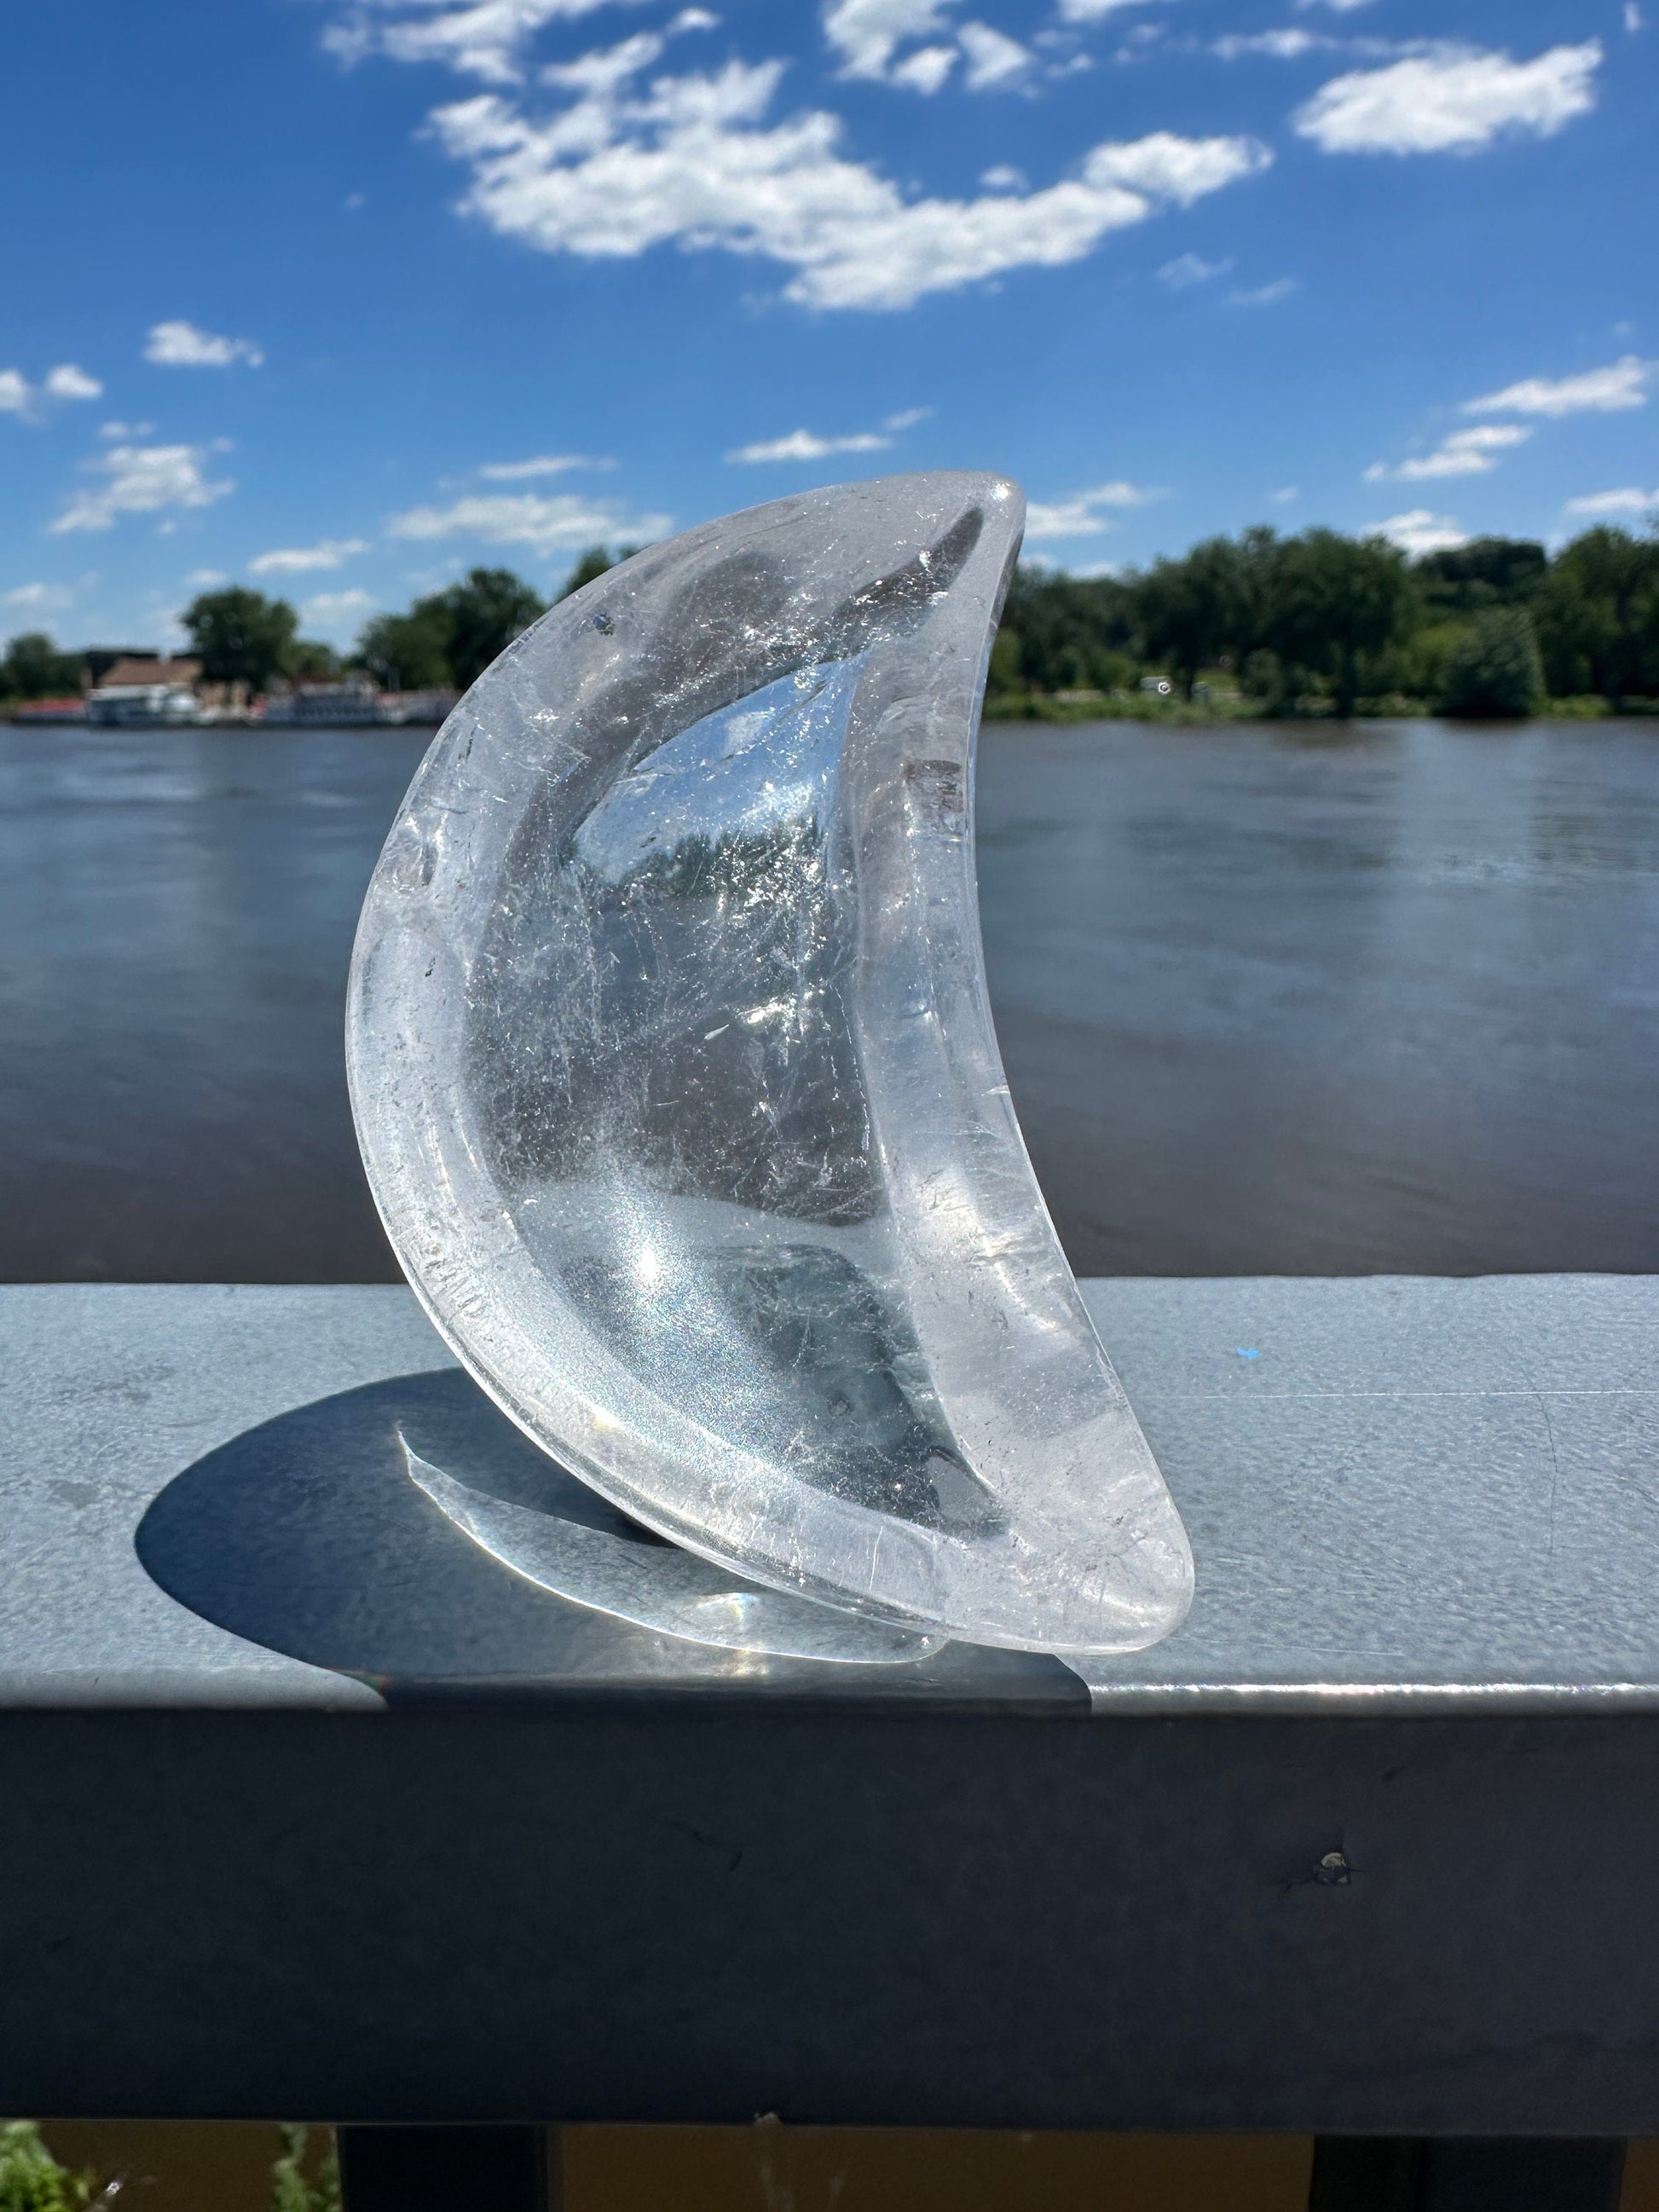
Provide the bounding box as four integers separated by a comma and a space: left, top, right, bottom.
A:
2, 0, 1653, 652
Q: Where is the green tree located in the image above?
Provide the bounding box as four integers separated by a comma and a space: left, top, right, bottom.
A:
1436, 609, 1545, 718
1415, 538, 1548, 614
997, 565, 1138, 693
358, 568, 545, 692
286, 638, 340, 680
269, 2128, 340, 2212
0, 2123, 92, 2212
558, 546, 616, 598
986, 622, 1027, 701
1264, 529, 1417, 718
356, 604, 454, 691
1536, 527, 1659, 700
434, 567, 546, 689
1, 632, 85, 700
1136, 534, 1264, 699
556, 544, 645, 601
181, 587, 298, 693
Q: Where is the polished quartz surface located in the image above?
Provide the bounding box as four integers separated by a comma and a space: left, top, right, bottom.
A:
348, 473, 1192, 1655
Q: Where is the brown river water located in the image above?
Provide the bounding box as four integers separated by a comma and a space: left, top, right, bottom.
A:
3, 715, 1656, 1281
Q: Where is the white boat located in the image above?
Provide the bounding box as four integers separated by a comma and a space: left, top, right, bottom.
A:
262, 682, 386, 726
85, 684, 201, 728
261, 683, 460, 728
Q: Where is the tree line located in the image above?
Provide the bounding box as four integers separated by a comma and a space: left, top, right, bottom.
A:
3, 523, 1655, 719
992, 523, 1659, 718
0, 554, 612, 705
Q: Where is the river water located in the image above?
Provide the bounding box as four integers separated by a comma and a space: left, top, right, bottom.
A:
3, 717, 1656, 1281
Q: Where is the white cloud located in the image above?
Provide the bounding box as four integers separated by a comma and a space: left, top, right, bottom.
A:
249, 538, 372, 575
3, 580, 81, 615
144, 320, 266, 369
824, 0, 955, 79
1056, 0, 1164, 19
303, 588, 379, 636
1025, 480, 1160, 538
1365, 423, 1532, 481
1294, 41, 1600, 154
1626, 3, 1643, 29
326, 0, 657, 84
1463, 355, 1650, 416
43, 363, 102, 401
1370, 508, 1467, 555
1271, 485, 1299, 501
1297, 0, 1376, 11
1564, 487, 1659, 517
424, 43, 1271, 309
1215, 28, 1322, 59
1, 363, 104, 422
1228, 276, 1298, 305
889, 43, 955, 90
980, 163, 1026, 189
1158, 251, 1232, 287
100, 419, 155, 439
883, 406, 929, 429
187, 569, 228, 587
52, 442, 235, 533
387, 490, 670, 552
726, 425, 891, 463
958, 21, 1032, 86
479, 451, 604, 477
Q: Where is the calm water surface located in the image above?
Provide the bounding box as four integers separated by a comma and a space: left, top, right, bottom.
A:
3, 717, 1656, 1280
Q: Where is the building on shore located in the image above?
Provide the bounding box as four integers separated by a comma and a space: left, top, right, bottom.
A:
86, 683, 202, 727
262, 680, 459, 726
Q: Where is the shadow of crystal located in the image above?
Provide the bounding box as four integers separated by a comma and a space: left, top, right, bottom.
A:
134, 1369, 1080, 1700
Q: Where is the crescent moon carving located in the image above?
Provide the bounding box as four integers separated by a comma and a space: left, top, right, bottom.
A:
348, 471, 1194, 1655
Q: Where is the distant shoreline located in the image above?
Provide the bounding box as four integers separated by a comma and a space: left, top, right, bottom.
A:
981, 690, 1659, 727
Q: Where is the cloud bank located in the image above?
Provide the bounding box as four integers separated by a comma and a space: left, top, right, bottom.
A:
333, 8, 1269, 310
386, 488, 670, 552
1294, 41, 1600, 154
145, 320, 266, 369
1465, 355, 1650, 416
53, 443, 235, 533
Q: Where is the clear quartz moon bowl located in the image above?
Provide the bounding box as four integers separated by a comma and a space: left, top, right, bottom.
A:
347, 471, 1194, 1655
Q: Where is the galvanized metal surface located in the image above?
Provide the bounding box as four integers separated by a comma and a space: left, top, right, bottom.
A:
3, 1278, 1657, 1711
7, 1279, 1659, 2131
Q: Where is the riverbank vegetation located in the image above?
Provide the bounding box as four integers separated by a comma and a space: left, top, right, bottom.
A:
3, 525, 1655, 721
989, 523, 1659, 720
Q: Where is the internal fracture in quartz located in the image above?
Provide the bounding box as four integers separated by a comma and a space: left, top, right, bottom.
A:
348, 471, 1194, 1655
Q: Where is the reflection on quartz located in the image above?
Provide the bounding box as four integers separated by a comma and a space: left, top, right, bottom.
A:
478, 659, 1007, 1537
401, 1435, 945, 1664
350, 472, 1194, 1654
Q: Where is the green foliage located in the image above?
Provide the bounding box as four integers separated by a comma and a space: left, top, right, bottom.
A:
0, 2122, 92, 2212
181, 588, 299, 691
1415, 537, 1548, 613
1262, 528, 1417, 718
269, 2128, 339, 2212
998, 565, 1137, 694
1436, 608, 1546, 719
357, 567, 545, 691
435, 567, 548, 689
356, 604, 454, 691
986, 622, 1026, 700
994, 520, 1659, 719
1138, 533, 1263, 699
1536, 527, 1659, 700
0, 632, 86, 701
555, 544, 644, 600
557, 545, 616, 598
286, 639, 340, 680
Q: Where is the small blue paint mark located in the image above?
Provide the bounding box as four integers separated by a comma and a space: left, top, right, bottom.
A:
1234, 1347, 1261, 1360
